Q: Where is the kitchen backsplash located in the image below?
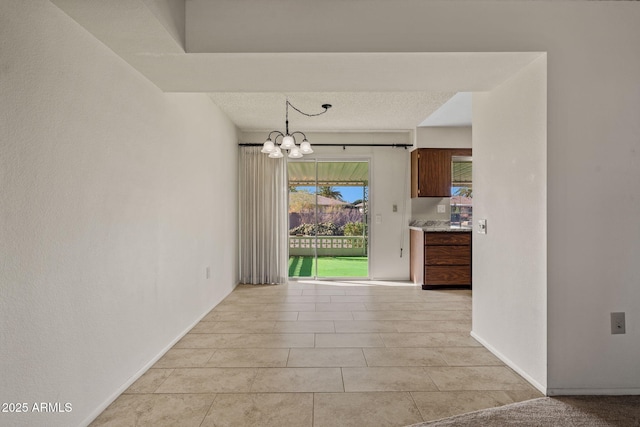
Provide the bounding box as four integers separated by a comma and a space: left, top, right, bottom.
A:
411, 197, 451, 221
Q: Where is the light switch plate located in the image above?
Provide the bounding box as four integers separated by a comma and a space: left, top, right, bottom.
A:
375, 214, 382, 224
478, 219, 487, 234
437, 205, 446, 213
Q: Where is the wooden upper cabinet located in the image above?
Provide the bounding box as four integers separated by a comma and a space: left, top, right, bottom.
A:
411, 148, 472, 198
424, 149, 451, 197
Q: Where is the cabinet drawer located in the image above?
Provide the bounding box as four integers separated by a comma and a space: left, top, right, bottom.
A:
425, 266, 471, 285
424, 232, 471, 245
425, 245, 471, 266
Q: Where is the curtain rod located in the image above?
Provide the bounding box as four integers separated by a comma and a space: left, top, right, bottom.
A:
239, 143, 412, 148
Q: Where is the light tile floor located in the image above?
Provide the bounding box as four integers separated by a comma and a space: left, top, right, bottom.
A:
91, 281, 542, 427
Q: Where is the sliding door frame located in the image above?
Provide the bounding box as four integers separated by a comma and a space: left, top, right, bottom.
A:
287, 156, 371, 280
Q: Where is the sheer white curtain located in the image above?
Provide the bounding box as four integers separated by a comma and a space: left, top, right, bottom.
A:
238, 147, 289, 284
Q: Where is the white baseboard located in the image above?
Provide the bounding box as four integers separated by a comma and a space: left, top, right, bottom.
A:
80, 286, 236, 427
470, 330, 547, 395
470, 332, 640, 397
547, 388, 640, 396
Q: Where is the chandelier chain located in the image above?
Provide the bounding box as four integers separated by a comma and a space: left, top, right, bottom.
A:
286, 100, 331, 117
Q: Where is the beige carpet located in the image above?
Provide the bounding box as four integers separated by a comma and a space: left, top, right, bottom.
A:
411, 396, 640, 426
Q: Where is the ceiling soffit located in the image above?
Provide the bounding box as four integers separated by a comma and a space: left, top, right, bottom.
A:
50, 1, 544, 131
50, 1, 543, 93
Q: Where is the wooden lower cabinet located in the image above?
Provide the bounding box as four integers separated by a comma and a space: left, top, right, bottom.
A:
425, 266, 471, 285
422, 231, 472, 290
425, 245, 470, 265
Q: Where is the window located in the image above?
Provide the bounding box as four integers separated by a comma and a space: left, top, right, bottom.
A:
451, 157, 472, 227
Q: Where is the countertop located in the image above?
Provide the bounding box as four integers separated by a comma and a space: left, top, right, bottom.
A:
409, 226, 472, 233
409, 220, 472, 233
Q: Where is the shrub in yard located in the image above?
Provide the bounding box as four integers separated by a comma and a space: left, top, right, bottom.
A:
343, 221, 366, 236
289, 223, 313, 236
289, 222, 342, 236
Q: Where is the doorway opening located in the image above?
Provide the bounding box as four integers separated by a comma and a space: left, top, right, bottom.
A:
288, 160, 369, 279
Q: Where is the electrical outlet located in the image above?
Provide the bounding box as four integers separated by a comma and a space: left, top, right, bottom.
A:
611, 312, 626, 334
392, 204, 397, 212
437, 205, 446, 213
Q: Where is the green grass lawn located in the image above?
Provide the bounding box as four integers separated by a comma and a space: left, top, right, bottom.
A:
288, 256, 368, 278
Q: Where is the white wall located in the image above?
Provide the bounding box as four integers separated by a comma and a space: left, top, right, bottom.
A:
0, 2, 238, 426
240, 132, 412, 280
416, 127, 472, 150
370, 146, 412, 279
544, 9, 640, 395
472, 56, 548, 391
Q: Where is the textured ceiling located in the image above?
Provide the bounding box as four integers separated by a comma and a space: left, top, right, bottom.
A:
209, 92, 456, 131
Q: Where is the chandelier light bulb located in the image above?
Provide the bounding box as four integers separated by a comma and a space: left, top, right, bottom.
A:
280, 135, 296, 150
268, 146, 284, 158
300, 139, 313, 154
261, 139, 275, 153
288, 146, 303, 159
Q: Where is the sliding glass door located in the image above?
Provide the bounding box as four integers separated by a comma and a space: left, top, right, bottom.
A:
288, 160, 369, 279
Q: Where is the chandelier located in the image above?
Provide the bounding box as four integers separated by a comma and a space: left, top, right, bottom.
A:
261, 100, 332, 159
